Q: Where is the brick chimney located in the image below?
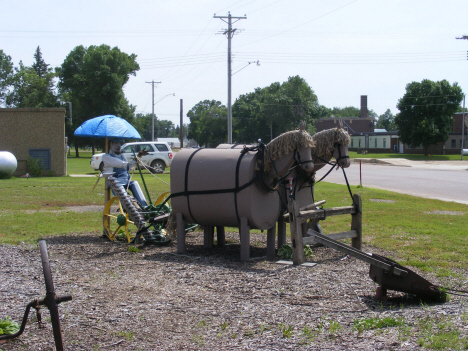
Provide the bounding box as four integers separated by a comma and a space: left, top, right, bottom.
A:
360, 95, 367, 118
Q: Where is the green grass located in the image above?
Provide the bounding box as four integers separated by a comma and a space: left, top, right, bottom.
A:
1, 156, 468, 277
348, 151, 465, 161
314, 182, 468, 275
0, 162, 170, 244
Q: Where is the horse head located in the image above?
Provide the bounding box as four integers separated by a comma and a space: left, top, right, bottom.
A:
311, 127, 351, 171
262, 123, 315, 178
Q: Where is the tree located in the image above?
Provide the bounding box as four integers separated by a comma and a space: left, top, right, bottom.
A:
0, 50, 14, 106
233, 76, 319, 143
187, 100, 227, 147
133, 113, 152, 141
328, 106, 361, 118
376, 109, 397, 131
32, 46, 49, 78
395, 79, 463, 155
6, 57, 58, 108
58, 45, 139, 155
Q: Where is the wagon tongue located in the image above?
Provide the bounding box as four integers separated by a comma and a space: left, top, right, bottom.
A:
308, 232, 460, 302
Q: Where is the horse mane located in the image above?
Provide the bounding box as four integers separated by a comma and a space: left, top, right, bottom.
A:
311, 127, 351, 159
262, 129, 315, 174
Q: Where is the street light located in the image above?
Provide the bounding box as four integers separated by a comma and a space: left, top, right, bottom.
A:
232, 60, 260, 75
155, 93, 175, 105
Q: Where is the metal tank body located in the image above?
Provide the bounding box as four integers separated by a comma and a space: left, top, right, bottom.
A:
171, 148, 280, 229
0, 151, 17, 179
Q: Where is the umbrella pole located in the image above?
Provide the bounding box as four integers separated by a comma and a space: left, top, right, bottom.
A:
104, 137, 111, 204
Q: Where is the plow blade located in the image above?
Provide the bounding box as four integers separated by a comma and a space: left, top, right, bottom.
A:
307, 231, 446, 301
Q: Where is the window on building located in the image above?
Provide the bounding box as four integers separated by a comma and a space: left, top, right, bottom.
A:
383, 138, 386, 148
451, 139, 456, 148
351, 139, 354, 147
28, 149, 51, 171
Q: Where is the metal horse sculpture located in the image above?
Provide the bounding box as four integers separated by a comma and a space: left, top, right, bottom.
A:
171, 124, 315, 261
273, 126, 351, 255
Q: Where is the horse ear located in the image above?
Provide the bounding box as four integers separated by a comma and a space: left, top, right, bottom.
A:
300, 121, 306, 131
338, 119, 343, 129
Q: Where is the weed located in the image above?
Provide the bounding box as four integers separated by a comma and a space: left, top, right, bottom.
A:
192, 334, 204, 346
278, 244, 313, 260
219, 321, 228, 331
116, 330, 134, 341
328, 320, 342, 336
128, 246, 141, 253
0, 316, 20, 335
417, 315, 468, 350
244, 329, 254, 337
353, 316, 405, 334
279, 323, 294, 338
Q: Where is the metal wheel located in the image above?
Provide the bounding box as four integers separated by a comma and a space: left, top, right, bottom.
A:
150, 160, 165, 174
39, 240, 64, 351
102, 196, 135, 243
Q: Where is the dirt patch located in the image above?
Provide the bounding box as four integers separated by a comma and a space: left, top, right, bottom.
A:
23, 205, 103, 214
369, 199, 396, 204
1, 232, 467, 350
424, 210, 465, 216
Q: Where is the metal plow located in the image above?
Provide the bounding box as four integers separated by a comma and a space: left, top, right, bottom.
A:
308, 231, 467, 302
0, 240, 72, 350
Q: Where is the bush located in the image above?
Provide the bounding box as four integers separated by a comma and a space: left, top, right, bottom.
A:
278, 244, 313, 260
27, 157, 44, 177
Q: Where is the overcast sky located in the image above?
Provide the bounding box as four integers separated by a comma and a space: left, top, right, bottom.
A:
2, 0, 468, 127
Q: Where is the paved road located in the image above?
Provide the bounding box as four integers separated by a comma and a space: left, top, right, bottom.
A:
315, 159, 468, 205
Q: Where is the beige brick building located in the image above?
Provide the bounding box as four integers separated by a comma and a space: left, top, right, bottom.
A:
0, 108, 66, 176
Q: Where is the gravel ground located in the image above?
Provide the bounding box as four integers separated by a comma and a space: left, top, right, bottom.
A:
1, 229, 467, 351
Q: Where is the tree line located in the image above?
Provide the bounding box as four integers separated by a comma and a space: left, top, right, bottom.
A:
1, 45, 464, 155
0, 46, 181, 156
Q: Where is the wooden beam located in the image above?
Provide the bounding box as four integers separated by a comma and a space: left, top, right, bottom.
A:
240, 217, 250, 262
351, 194, 362, 250
176, 213, 185, 254
299, 206, 356, 220
299, 200, 326, 212
267, 225, 276, 260
288, 197, 305, 265
303, 230, 357, 245
308, 231, 407, 277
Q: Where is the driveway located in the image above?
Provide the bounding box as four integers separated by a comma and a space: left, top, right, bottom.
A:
315, 158, 468, 205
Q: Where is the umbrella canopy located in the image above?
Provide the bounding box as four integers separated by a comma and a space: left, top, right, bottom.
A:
74, 115, 141, 139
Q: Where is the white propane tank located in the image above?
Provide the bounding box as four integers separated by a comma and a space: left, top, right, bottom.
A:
0, 151, 18, 179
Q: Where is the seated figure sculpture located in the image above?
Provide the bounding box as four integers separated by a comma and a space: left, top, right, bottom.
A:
102, 138, 149, 207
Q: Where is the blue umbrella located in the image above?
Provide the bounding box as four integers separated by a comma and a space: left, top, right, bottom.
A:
74, 115, 141, 139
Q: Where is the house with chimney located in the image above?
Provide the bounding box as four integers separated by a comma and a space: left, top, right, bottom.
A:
314, 96, 467, 155
315, 95, 401, 153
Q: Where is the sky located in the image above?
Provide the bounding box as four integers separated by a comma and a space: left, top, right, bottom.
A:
2, 0, 468, 128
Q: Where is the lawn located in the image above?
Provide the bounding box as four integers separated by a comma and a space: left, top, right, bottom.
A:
2, 155, 467, 277
348, 151, 465, 161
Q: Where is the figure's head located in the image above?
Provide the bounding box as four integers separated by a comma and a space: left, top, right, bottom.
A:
109, 138, 124, 155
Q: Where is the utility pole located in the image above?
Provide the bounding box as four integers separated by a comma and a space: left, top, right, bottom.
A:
456, 36, 468, 160
214, 12, 247, 144
180, 99, 184, 149
462, 95, 465, 160
145, 80, 161, 141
